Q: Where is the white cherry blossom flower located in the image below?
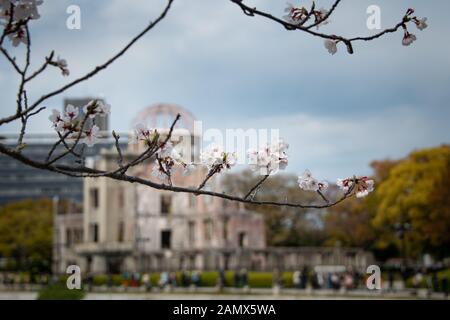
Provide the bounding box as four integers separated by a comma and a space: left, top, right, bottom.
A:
247, 139, 289, 175
324, 39, 337, 55
415, 17, 428, 31
354, 177, 374, 198
283, 2, 307, 24
83, 125, 100, 147
64, 104, 79, 122
0, 0, 13, 19
13, 0, 42, 21
49, 109, 61, 124
97, 101, 111, 117
298, 170, 328, 192
315, 8, 330, 28
337, 176, 374, 198
83, 100, 110, 118
130, 122, 157, 145
7, 26, 27, 47
158, 141, 175, 159
336, 178, 353, 193
151, 159, 171, 184
201, 143, 237, 172
402, 32, 417, 46
55, 56, 70, 76
49, 109, 64, 132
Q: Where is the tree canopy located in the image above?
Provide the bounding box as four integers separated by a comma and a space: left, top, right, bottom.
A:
0, 198, 53, 272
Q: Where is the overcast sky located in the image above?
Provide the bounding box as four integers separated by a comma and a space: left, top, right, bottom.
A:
1, 0, 449, 180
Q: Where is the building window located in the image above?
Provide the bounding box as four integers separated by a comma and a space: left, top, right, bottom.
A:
188, 221, 195, 245
161, 230, 171, 249
66, 229, 72, 247
90, 188, 99, 208
118, 188, 125, 208
73, 228, 83, 244
188, 193, 196, 208
90, 223, 99, 243
118, 221, 124, 242
161, 195, 172, 215
223, 216, 229, 241
238, 232, 247, 248
204, 219, 213, 241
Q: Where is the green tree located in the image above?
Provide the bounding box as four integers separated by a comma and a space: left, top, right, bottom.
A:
373, 145, 450, 258
324, 158, 401, 260
0, 198, 53, 272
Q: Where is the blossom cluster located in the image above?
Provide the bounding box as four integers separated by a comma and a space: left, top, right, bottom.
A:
49, 56, 70, 76
283, 2, 329, 28
129, 122, 193, 183
298, 170, 374, 198
152, 142, 194, 183
297, 170, 328, 192
0, 0, 43, 46
200, 143, 237, 173
322, 8, 428, 55
130, 122, 159, 146
401, 9, 427, 47
337, 176, 374, 198
48, 100, 110, 147
247, 139, 289, 175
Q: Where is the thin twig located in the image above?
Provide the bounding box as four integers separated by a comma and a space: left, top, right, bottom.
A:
197, 165, 220, 191
112, 130, 124, 169
244, 174, 270, 200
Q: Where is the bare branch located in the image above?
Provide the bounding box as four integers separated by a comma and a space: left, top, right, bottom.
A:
112, 130, 124, 169
24, 50, 54, 82
230, 0, 410, 55
197, 165, 221, 191
316, 189, 329, 204
46, 112, 89, 165
244, 174, 269, 200
0, 141, 356, 209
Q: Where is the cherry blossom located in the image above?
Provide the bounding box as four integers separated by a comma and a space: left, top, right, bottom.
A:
415, 17, 428, 31
283, 2, 307, 24
49, 109, 63, 131
157, 141, 175, 159
201, 143, 237, 173
130, 122, 158, 145
247, 139, 289, 175
83, 125, 100, 147
298, 169, 328, 192
402, 32, 417, 46
151, 159, 173, 184
0, 0, 12, 19
13, 0, 42, 21
314, 8, 330, 29
324, 39, 337, 55
55, 56, 69, 76
337, 176, 374, 198
63, 104, 79, 122
151, 141, 194, 183
83, 100, 111, 118
7, 25, 27, 47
